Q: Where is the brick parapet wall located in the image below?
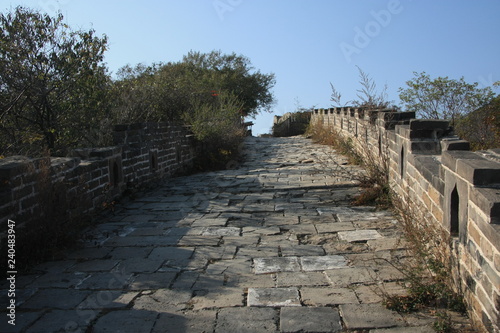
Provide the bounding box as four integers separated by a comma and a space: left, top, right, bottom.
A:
0, 121, 196, 236
273, 112, 311, 137
312, 107, 500, 332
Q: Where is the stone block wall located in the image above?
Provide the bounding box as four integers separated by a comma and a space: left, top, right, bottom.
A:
312, 107, 500, 332
273, 112, 311, 137
0, 122, 196, 235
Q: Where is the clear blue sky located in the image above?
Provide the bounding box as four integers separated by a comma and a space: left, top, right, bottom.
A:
2, 0, 500, 135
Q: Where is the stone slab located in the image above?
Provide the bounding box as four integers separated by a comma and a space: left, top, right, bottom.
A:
371, 327, 435, 333
77, 272, 134, 290
338, 229, 383, 242
28, 272, 89, 289
133, 288, 192, 312
280, 245, 325, 257
315, 222, 356, 233
92, 309, 157, 333
0, 311, 43, 333
325, 267, 377, 287
253, 257, 300, 274
21, 289, 91, 310
117, 258, 164, 274
191, 287, 244, 310
128, 272, 177, 290
280, 307, 342, 333
177, 236, 221, 246
200, 227, 241, 236
25, 310, 97, 333
300, 255, 348, 271
276, 271, 328, 287
78, 291, 138, 309
368, 238, 407, 251
283, 224, 317, 235
215, 307, 278, 333
105, 235, 182, 247
264, 216, 299, 226
205, 258, 253, 275
236, 246, 277, 259
191, 218, 228, 227
339, 303, 404, 329
152, 310, 217, 333
247, 287, 301, 307
72, 259, 120, 272
225, 273, 276, 288
301, 286, 359, 306
148, 247, 194, 261
242, 226, 281, 235
108, 247, 152, 259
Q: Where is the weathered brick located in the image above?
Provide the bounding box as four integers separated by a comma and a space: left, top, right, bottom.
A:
422, 192, 432, 210
429, 186, 442, 207
481, 237, 495, 262
495, 253, 500, 272
468, 222, 483, 248
431, 203, 443, 223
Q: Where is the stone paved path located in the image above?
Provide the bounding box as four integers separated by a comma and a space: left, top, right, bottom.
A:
2, 137, 452, 332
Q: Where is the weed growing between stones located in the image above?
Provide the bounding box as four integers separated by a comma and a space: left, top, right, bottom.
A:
383, 192, 470, 331
306, 117, 472, 331
306, 117, 391, 209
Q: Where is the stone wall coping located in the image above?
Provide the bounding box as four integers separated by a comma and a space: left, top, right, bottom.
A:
470, 186, 500, 226
441, 151, 486, 172
456, 158, 500, 186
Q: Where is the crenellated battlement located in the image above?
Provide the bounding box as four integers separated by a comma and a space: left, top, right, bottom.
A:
312, 107, 500, 332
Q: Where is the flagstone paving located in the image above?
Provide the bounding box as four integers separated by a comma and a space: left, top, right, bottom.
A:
1, 136, 471, 332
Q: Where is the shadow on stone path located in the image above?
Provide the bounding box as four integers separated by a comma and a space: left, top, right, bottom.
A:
1, 136, 464, 332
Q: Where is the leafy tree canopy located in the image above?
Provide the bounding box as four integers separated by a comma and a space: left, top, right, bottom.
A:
181, 50, 276, 118
455, 95, 500, 150
111, 50, 276, 123
0, 6, 110, 155
398, 72, 495, 123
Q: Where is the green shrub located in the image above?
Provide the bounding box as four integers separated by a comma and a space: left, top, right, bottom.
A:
183, 92, 246, 170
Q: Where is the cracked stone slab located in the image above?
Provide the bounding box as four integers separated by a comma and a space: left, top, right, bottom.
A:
338, 229, 383, 242
200, 227, 241, 236
300, 255, 348, 271
242, 226, 281, 235
133, 288, 192, 312
253, 257, 300, 274
339, 303, 404, 329
247, 287, 301, 307
301, 287, 359, 306
325, 267, 375, 287
280, 307, 342, 332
